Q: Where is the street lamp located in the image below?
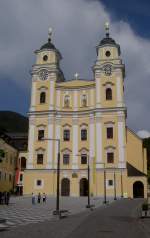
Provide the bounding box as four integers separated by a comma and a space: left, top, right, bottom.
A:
98, 162, 107, 204
114, 169, 117, 200
42, 138, 60, 215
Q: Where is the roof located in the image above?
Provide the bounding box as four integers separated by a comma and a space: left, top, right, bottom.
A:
0, 132, 28, 151
98, 34, 120, 55
56, 79, 95, 89
127, 162, 146, 177
40, 39, 56, 50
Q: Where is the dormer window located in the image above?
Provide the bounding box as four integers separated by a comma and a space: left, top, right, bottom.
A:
43, 55, 48, 61
64, 95, 70, 108
105, 51, 111, 57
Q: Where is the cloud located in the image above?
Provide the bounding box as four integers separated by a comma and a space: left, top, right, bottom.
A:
0, 0, 150, 131
137, 130, 150, 139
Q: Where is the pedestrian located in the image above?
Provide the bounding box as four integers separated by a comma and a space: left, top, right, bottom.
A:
37, 193, 41, 203
4, 191, 7, 205
32, 193, 36, 205
42, 193, 46, 203
6, 192, 10, 205
0, 192, 2, 205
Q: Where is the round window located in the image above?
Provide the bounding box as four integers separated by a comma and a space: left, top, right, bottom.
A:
105, 51, 111, 57
43, 55, 48, 61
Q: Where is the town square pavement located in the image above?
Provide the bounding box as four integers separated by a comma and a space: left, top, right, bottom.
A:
1, 197, 150, 238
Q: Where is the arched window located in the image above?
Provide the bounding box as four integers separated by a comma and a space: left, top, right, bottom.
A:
81, 129, 87, 141
106, 88, 112, 100
82, 95, 87, 107
40, 92, 46, 104
64, 95, 70, 108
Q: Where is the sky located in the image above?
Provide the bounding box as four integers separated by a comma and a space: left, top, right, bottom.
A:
0, 0, 150, 134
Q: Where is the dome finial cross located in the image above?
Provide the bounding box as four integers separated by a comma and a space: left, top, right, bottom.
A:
48, 27, 52, 42
105, 22, 109, 37
74, 73, 79, 80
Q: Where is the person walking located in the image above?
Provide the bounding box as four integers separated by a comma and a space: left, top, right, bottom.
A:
42, 193, 46, 203
37, 193, 41, 203
6, 192, 10, 205
32, 193, 36, 205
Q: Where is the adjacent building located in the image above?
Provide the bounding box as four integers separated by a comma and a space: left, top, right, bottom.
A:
23, 24, 147, 198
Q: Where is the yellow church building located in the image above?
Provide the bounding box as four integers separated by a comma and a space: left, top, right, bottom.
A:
23, 24, 147, 198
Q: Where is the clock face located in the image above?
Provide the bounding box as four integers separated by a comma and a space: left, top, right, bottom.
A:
39, 70, 49, 81
103, 64, 112, 76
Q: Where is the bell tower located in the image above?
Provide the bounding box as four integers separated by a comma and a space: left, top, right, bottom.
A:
93, 23, 126, 170
94, 22, 125, 109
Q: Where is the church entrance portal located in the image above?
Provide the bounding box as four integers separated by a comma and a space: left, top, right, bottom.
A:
61, 178, 70, 196
133, 181, 144, 198
80, 178, 88, 196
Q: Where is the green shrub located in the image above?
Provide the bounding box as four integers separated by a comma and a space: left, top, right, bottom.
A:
142, 203, 149, 211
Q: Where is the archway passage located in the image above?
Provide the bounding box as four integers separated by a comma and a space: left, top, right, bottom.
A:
80, 178, 88, 196
133, 181, 144, 198
61, 178, 70, 196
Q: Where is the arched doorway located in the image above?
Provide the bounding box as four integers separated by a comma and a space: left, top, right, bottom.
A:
133, 181, 144, 198
61, 178, 70, 196
80, 178, 88, 196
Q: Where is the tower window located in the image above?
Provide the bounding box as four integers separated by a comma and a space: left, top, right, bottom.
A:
63, 154, 70, 165
106, 88, 112, 100
38, 130, 44, 140
37, 154, 44, 164
107, 152, 114, 163
64, 95, 70, 108
63, 129, 70, 141
43, 55, 48, 61
108, 180, 113, 186
40, 92, 46, 104
107, 127, 113, 139
81, 154, 87, 164
81, 129, 87, 141
105, 51, 111, 57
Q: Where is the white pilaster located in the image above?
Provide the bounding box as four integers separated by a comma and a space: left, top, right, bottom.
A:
54, 116, 61, 169
49, 73, 55, 110
73, 90, 78, 111
46, 115, 54, 169
118, 113, 126, 168
89, 115, 95, 158
30, 75, 36, 111
96, 113, 103, 168
56, 90, 61, 110
27, 116, 35, 169
72, 116, 78, 169
117, 76, 123, 107
89, 114, 95, 187
95, 71, 102, 108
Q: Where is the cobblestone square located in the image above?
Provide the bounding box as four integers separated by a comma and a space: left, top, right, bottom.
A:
0, 196, 113, 228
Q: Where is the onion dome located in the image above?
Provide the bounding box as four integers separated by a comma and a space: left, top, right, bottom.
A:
40, 27, 56, 50
99, 22, 120, 55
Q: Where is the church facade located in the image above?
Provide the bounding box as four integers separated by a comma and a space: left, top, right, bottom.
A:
23, 24, 147, 198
